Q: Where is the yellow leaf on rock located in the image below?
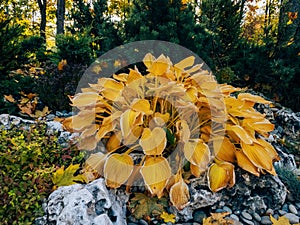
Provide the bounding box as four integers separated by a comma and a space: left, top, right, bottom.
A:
174, 56, 195, 71
104, 153, 134, 188
270, 215, 291, 225
140, 156, 171, 198
160, 212, 176, 223
140, 127, 167, 155
169, 176, 190, 210
208, 162, 235, 192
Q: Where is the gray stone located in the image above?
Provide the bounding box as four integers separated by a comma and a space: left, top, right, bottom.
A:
284, 213, 300, 224
289, 204, 298, 214
193, 210, 206, 223
223, 206, 232, 214
240, 217, 254, 225
252, 212, 261, 222
295, 203, 300, 209
241, 211, 252, 220
215, 209, 226, 213
138, 219, 148, 225
282, 204, 289, 212
266, 209, 274, 215
278, 210, 287, 216
261, 216, 272, 225
230, 214, 239, 221
39, 179, 128, 225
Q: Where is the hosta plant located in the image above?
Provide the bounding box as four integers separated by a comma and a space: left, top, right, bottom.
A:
63, 53, 280, 210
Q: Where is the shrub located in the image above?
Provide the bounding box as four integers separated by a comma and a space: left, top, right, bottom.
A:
63, 53, 279, 210
20, 35, 47, 64
0, 18, 23, 76
0, 122, 84, 225
0, 74, 35, 115
34, 62, 87, 112
54, 32, 94, 65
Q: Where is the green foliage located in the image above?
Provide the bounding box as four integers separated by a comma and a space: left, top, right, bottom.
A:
0, 18, 23, 76
0, 122, 84, 225
69, 0, 122, 55
20, 35, 47, 63
276, 166, 300, 201
34, 62, 87, 111
54, 31, 94, 65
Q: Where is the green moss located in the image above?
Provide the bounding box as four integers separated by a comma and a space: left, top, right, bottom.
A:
0, 122, 84, 225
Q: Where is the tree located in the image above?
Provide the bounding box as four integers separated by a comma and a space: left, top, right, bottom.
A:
37, 0, 47, 39
57, 0, 65, 34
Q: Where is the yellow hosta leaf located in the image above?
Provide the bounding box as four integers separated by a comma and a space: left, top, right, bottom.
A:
238, 93, 271, 105
104, 153, 134, 188
256, 139, 280, 161
241, 142, 276, 175
100, 79, 124, 101
81, 124, 98, 139
52, 164, 86, 187
190, 163, 205, 177
148, 54, 171, 76
106, 132, 122, 152
226, 125, 253, 145
143, 53, 156, 69
176, 120, 191, 143
140, 127, 167, 155
235, 149, 260, 176
169, 176, 190, 210
130, 99, 153, 115
84, 152, 106, 175
120, 109, 143, 138
140, 156, 171, 198
160, 212, 176, 223
123, 126, 143, 146
184, 140, 210, 168
96, 116, 116, 141
78, 135, 98, 150
149, 112, 170, 129
215, 137, 236, 163
174, 56, 195, 71
66, 110, 95, 131
208, 162, 235, 192
243, 118, 275, 136
71, 92, 99, 107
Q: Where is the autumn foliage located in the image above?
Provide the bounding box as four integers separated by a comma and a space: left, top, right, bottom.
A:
63, 53, 280, 210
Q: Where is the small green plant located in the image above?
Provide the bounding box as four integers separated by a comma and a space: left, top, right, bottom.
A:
0, 122, 84, 225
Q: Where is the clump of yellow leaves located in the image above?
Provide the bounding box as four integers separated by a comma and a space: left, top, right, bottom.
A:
63, 53, 280, 210
203, 212, 234, 225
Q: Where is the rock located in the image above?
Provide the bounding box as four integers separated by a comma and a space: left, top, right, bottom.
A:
222, 206, 232, 214
138, 219, 148, 225
220, 168, 287, 215
289, 204, 298, 214
229, 214, 239, 221
172, 178, 221, 221
240, 217, 254, 225
37, 178, 128, 225
241, 211, 252, 220
252, 212, 261, 222
278, 210, 287, 216
261, 216, 272, 225
284, 213, 300, 224
193, 210, 206, 223
266, 209, 274, 215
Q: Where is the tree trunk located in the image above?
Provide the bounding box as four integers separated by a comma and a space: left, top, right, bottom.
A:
57, 0, 65, 34
37, 0, 47, 39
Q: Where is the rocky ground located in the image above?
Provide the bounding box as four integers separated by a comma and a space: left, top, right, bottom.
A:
1, 102, 299, 225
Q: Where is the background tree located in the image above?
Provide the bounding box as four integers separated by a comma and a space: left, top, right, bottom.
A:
57, 0, 65, 34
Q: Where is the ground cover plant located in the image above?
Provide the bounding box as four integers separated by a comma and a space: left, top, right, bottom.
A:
0, 122, 84, 225
63, 53, 280, 210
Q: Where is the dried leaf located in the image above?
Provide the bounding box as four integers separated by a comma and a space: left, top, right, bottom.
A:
270, 215, 291, 225
140, 127, 167, 155
169, 175, 190, 210
160, 212, 176, 223
208, 162, 235, 192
